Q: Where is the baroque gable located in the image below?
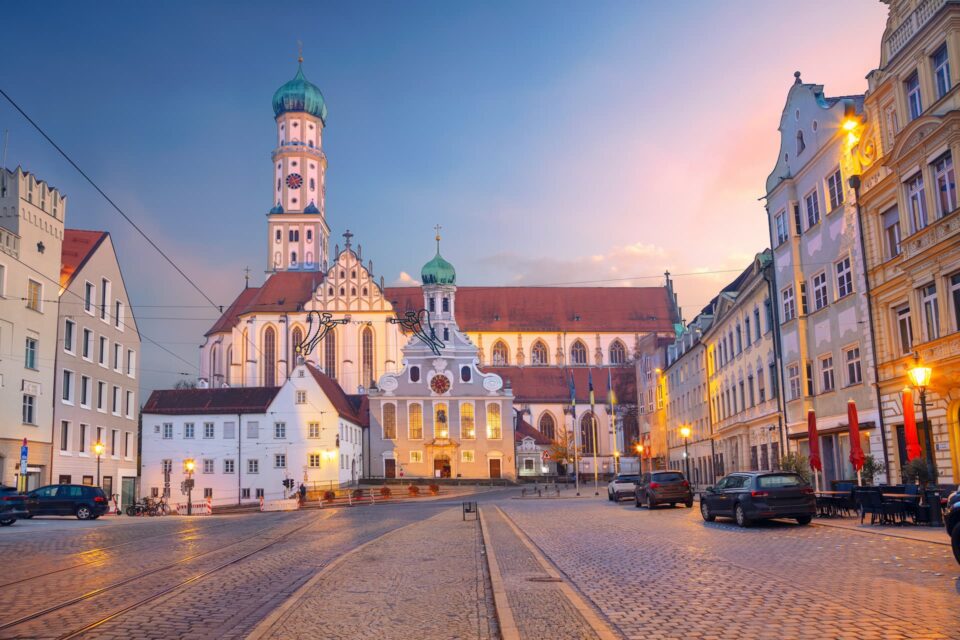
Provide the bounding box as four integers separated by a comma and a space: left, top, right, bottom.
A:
310, 240, 391, 313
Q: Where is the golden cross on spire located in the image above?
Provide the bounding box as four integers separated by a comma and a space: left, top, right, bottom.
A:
297, 40, 303, 64
434, 224, 442, 252
243, 265, 251, 288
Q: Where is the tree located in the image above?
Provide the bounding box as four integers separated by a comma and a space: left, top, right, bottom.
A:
174, 379, 198, 390
549, 429, 580, 469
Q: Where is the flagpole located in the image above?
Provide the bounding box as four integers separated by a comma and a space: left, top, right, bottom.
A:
569, 370, 580, 497
589, 369, 598, 496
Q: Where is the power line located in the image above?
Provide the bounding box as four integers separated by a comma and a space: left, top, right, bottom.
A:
0, 86, 223, 312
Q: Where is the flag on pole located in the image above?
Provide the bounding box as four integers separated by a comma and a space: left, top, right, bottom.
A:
588, 369, 595, 410
607, 368, 616, 413
568, 371, 577, 418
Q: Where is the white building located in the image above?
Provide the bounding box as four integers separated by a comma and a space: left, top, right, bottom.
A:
52, 230, 140, 509
141, 362, 364, 507
0, 167, 66, 489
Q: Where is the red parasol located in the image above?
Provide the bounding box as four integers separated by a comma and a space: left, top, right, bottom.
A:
902, 387, 922, 461
847, 400, 865, 472
807, 410, 822, 472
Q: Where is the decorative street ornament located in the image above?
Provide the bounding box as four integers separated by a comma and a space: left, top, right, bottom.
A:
296, 311, 348, 356
388, 309, 445, 355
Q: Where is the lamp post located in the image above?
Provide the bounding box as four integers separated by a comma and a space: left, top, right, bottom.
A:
679, 426, 692, 485
635, 443, 645, 478
93, 441, 105, 487
184, 458, 195, 516
906, 353, 939, 525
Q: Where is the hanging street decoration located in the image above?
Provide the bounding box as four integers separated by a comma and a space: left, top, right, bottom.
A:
296, 311, 349, 356
388, 309, 445, 356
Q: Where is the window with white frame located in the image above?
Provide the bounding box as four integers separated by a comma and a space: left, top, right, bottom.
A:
162, 459, 173, 474
223, 459, 235, 474
62, 370, 74, 403
896, 305, 913, 355
921, 283, 940, 341
82, 329, 92, 360
100, 278, 110, 321
84, 282, 94, 314
308, 422, 320, 438
247, 421, 259, 439
296, 390, 306, 404
775, 210, 788, 246
799, 282, 809, 315
97, 381, 106, 411
64, 319, 75, 353
113, 344, 121, 371
309, 453, 320, 468
787, 363, 801, 401
487, 404, 502, 439
247, 459, 259, 474
24, 337, 38, 369
827, 168, 844, 210
98, 336, 107, 366
812, 272, 828, 310
951, 273, 960, 331
124, 432, 131, 458
203, 459, 214, 474
781, 285, 797, 321
204, 422, 215, 439
933, 152, 956, 217
804, 189, 820, 229
906, 72, 923, 120
461, 403, 476, 439
409, 404, 423, 439
819, 355, 835, 393
126, 349, 135, 376
274, 422, 286, 439
125, 391, 133, 417
80, 376, 90, 408
241, 488, 250, 499
409, 450, 423, 463
933, 44, 951, 100
111, 386, 120, 414
163, 423, 173, 439
60, 421, 70, 451
836, 257, 853, 298
883, 206, 902, 259
382, 403, 397, 439
26, 280, 41, 312
114, 300, 123, 329
274, 454, 286, 468
184, 422, 195, 439
906, 172, 928, 232
845, 346, 862, 386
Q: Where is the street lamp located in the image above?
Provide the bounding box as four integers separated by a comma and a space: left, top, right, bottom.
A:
93, 441, 105, 486
613, 450, 620, 475
184, 458, 196, 516
679, 425, 692, 485
635, 443, 645, 477
907, 352, 933, 458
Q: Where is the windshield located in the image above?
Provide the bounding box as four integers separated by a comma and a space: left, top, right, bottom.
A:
757, 474, 805, 489
652, 472, 684, 482
615, 476, 638, 483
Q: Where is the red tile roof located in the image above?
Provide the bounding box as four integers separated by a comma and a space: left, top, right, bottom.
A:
204, 274, 676, 336
143, 387, 281, 415
306, 363, 365, 425
60, 229, 108, 289
490, 366, 637, 406
516, 418, 552, 445
386, 286, 675, 332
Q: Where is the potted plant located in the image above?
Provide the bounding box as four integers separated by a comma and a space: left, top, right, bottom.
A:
379, 486, 392, 498
323, 490, 336, 502
407, 485, 420, 497
860, 455, 883, 486
352, 488, 365, 500
428, 484, 440, 496
902, 458, 935, 489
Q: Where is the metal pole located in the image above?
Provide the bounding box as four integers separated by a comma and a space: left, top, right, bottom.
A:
573, 412, 580, 496
188, 470, 193, 516
96, 453, 101, 486
592, 414, 599, 496
684, 438, 689, 482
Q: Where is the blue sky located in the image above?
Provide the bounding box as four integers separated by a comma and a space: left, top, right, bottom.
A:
0, 1, 889, 393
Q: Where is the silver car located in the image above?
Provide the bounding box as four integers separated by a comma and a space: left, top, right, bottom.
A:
607, 475, 639, 501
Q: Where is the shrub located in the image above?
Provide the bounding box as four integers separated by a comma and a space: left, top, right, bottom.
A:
902, 458, 936, 487
379, 486, 392, 498
779, 452, 812, 484
428, 484, 440, 495
407, 485, 420, 497
323, 490, 336, 502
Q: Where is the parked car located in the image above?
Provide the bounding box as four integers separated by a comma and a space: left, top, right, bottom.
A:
946, 494, 960, 565
700, 471, 815, 527
634, 471, 694, 509
24, 484, 109, 520
0, 486, 29, 526
607, 475, 639, 501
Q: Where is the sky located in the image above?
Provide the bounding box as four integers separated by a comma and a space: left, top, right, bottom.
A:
0, 1, 890, 394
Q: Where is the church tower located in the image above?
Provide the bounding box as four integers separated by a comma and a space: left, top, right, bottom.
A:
420, 228, 458, 344
266, 56, 329, 273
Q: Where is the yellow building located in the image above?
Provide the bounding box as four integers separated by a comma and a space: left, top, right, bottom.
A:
857, 0, 960, 484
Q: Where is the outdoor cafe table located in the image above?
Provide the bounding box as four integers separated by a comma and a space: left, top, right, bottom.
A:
815, 491, 849, 517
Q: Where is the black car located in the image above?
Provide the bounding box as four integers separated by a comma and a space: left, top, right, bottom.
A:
946, 492, 960, 565
25, 484, 110, 520
700, 471, 816, 527
634, 470, 694, 509
0, 486, 29, 526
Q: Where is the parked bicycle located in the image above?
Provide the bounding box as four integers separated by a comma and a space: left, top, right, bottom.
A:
125, 496, 171, 517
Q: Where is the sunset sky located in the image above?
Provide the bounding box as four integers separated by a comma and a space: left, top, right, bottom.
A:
0, 1, 890, 392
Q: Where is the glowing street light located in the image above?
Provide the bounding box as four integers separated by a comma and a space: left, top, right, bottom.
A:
184, 458, 196, 515
679, 425, 692, 486
93, 441, 105, 486
635, 443, 645, 477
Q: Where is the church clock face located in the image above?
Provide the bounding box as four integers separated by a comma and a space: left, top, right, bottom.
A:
285, 173, 303, 189
430, 374, 451, 395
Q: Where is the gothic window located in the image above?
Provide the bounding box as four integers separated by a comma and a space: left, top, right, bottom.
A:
225, 346, 232, 385
570, 340, 588, 365
580, 412, 595, 454
539, 412, 556, 440
324, 330, 337, 380
210, 345, 220, 381
291, 327, 304, 365
609, 340, 627, 365
275, 229, 281, 242
382, 403, 396, 439
306, 252, 313, 265
531, 341, 548, 366
361, 326, 375, 388
263, 327, 277, 387
492, 340, 509, 366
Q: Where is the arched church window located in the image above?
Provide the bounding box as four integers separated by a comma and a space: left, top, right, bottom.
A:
291, 327, 303, 365
328, 287, 333, 296
492, 341, 509, 366
461, 366, 471, 382
351, 270, 356, 278
291, 251, 297, 265
531, 341, 548, 366
570, 340, 588, 365
339, 287, 345, 296
539, 413, 556, 440
324, 330, 337, 380
361, 326, 375, 388
310, 178, 315, 190
308, 140, 314, 148
277, 178, 281, 191
263, 327, 277, 387
306, 252, 313, 264
362, 287, 368, 296
307, 229, 312, 241
486, 404, 502, 439
410, 366, 420, 383
351, 287, 356, 295
609, 340, 627, 365
580, 412, 595, 454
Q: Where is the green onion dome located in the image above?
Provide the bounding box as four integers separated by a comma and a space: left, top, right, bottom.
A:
421, 245, 456, 286
272, 64, 328, 124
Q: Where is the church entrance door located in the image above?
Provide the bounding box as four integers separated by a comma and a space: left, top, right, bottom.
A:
385, 459, 396, 479
434, 455, 452, 479
489, 458, 502, 479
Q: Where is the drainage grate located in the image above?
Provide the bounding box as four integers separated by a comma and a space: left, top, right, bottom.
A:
527, 576, 563, 583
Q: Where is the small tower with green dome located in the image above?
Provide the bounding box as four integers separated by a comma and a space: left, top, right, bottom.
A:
421, 226, 458, 338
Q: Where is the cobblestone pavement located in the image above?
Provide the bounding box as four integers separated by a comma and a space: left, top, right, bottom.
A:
481, 507, 602, 640
257, 507, 498, 640
500, 497, 960, 640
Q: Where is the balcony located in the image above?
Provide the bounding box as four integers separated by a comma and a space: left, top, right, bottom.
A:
900, 208, 960, 261
886, 0, 949, 61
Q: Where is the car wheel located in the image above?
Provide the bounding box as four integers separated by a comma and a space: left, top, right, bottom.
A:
607, 491, 613, 501
0, 518, 15, 526
76, 506, 92, 520
734, 503, 750, 528
685, 499, 694, 508
700, 501, 715, 522
796, 516, 812, 526
951, 523, 960, 566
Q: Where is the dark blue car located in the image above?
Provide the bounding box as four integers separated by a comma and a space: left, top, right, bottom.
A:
25, 484, 110, 520
700, 471, 816, 527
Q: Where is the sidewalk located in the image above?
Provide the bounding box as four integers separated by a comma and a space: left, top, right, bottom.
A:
812, 516, 950, 546
247, 507, 498, 640
479, 506, 618, 640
